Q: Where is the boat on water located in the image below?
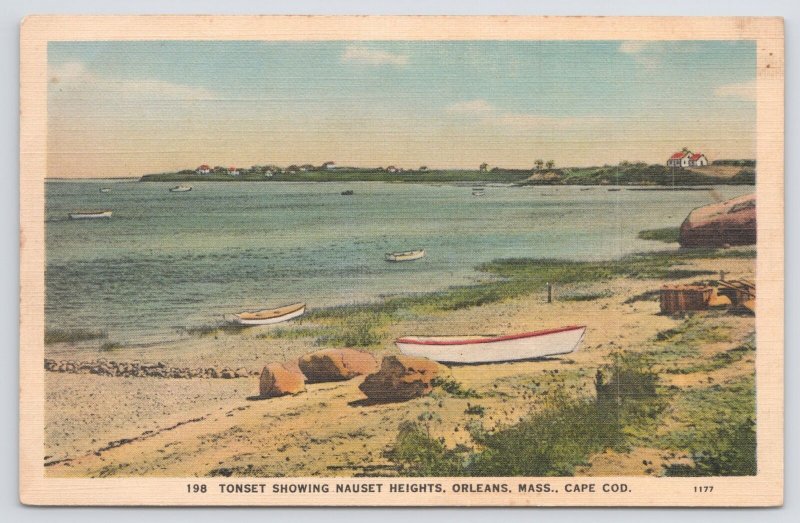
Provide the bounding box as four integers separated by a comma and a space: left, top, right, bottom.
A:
395, 325, 586, 364
385, 249, 426, 262
68, 210, 112, 220
99, 187, 111, 193
607, 188, 622, 192
341, 190, 354, 196
472, 189, 485, 196
231, 302, 305, 326
169, 185, 192, 193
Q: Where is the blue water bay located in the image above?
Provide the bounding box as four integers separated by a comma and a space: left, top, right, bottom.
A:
45, 180, 751, 344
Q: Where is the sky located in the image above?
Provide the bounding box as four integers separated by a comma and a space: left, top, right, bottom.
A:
47, 40, 756, 178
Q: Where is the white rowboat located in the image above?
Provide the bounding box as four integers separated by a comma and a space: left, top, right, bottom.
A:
169, 185, 192, 192
99, 187, 111, 193
69, 210, 112, 220
396, 325, 586, 364
231, 302, 305, 326
385, 249, 425, 262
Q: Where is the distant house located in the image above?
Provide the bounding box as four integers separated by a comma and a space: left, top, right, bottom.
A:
196, 164, 211, 175
228, 166, 240, 176
689, 153, 708, 167
386, 165, 399, 173
668, 150, 709, 168
322, 161, 336, 170
667, 151, 692, 168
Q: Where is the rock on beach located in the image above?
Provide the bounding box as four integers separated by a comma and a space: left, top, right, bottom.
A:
259, 362, 306, 398
679, 194, 756, 248
358, 355, 443, 403
298, 348, 379, 383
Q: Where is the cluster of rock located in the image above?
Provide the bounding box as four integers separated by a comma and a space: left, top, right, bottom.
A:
259, 348, 444, 404
679, 193, 756, 248
44, 358, 258, 379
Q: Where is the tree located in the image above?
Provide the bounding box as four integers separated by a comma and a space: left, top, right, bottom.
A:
479, 162, 489, 172
534, 159, 544, 170
545, 160, 555, 169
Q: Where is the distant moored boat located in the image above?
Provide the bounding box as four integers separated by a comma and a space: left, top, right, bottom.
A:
99, 187, 111, 193
169, 185, 192, 192
385, 249, 425, 262
396, 325, 586, 364
68, 210, 112, 220
231, 302, 306, 326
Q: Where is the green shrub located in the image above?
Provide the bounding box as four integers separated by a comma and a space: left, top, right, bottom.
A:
386, 421, 465, 476
432, 377, 481, 398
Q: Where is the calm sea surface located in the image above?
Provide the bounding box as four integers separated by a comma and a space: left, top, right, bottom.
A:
45, 181, 752, 344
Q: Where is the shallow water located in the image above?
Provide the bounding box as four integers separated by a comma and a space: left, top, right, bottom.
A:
45, 180, 751, 344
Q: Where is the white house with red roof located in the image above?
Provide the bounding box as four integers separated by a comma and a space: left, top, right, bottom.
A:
667, 150, 709, 168
227, 166, 240, 176
689, 152, 708, 167
196, 164, 211, 174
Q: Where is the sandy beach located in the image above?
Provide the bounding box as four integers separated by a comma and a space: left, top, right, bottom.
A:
42, 251, 755, 478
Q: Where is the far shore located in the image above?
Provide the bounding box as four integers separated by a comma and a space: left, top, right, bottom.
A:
137, 162, 756, 187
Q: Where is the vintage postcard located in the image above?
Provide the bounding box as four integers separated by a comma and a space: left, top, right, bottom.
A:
19, 16, 783, 506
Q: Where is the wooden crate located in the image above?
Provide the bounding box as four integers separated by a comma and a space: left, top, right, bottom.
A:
660, 285, 714, 313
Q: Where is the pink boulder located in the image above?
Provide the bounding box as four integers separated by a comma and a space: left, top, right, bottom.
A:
259, 362, 306, 398
298, 348, 379, 384
679, 194, 756, 248
358, 355, 443, 403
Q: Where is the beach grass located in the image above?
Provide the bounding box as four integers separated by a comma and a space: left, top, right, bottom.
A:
45, 328, 107, 345
388, 351, 662, 476
638, 227, 681, 243
260, 247, 754, 349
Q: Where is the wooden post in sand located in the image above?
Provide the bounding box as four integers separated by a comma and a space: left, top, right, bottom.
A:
547, 282, 553, 303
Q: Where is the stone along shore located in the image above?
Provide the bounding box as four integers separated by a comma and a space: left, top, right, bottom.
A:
44, 358, 258, 379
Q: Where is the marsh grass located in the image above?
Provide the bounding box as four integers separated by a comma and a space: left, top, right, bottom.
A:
559, 290, 614, 302
660, 377, 756, 476
638, 227, 680, 243
664, 337, 755, 375
45, 328, 107, 345
262, 248, 753, 350
183, 323, 250, 337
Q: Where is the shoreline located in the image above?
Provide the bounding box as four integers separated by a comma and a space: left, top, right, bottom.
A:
43, 248, 756, 478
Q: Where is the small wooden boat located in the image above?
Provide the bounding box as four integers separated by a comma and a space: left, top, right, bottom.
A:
385, 249, 425, 262
341, 190, 354, 196
395, 325, 586, 364
169, 185, 192, 192
68, 210, 112, 220
607, 188, 621, 192
99, 187, 111, 193
472, 189, 485, 196
231, 302, 305, 326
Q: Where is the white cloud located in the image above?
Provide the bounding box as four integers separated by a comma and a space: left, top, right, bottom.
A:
341, 46, 408, 66
618, 41, 649, 54
49, 61, 215, 101
714, 80, 756, 101
446, 99, 496, 114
